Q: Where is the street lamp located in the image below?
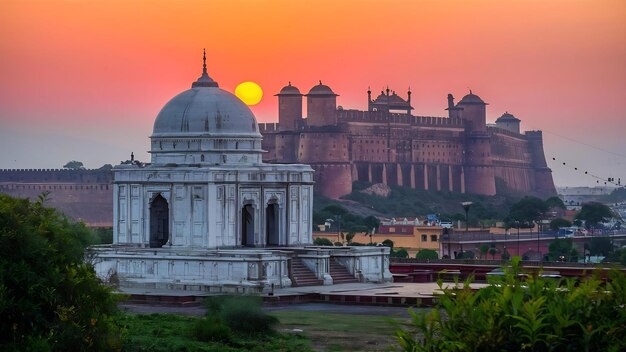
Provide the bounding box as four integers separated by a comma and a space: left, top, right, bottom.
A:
461, 202, 473, 232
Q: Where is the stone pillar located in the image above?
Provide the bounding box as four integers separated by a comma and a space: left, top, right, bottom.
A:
460, 166, 465, 193
448, 166, 453, 191
410, 164, 416, 189
436, 165, 441, 191
382, 164, 388, 185
396, 163, 403, 187
424, 164, 429, 190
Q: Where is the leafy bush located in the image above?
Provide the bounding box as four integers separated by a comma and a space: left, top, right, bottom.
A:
395, 257, 626, 351
313, 237, 334, 246
382, 239, 394, 248
546, 238, 579, 262
0, 194, 121, 351
415, 249, 438, 260
391, 248, 409, 258
204, 296, 278, 335
191, 316, 232, 343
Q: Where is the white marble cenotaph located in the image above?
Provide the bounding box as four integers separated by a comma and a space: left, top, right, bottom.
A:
92, 51, 391, 293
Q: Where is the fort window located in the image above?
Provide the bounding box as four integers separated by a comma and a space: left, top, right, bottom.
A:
431, 235, 438, 242
421, 234, 427, 242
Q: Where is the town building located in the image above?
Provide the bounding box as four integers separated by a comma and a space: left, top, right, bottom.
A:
313, 217, 444, 258
259, 84, 556, 199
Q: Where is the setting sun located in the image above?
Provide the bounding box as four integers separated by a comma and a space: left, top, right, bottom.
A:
235, 81, 263, 106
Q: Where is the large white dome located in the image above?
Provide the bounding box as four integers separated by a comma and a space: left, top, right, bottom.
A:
147, 51, 263, 166
152, 86, 261, 138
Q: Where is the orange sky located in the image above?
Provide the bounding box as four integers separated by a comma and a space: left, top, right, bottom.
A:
1, 0, 625, 187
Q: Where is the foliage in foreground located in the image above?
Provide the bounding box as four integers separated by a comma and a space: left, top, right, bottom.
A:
395, 257, 626, 352
119, 313, 311, 352
0, 194, 121, 351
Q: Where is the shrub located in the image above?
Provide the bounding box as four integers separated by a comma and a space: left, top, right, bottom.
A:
391, 248, 409, 258
415, 249, 438, 260
204, 296, 278, 335
191, 317, 232, 343
395, 257, 626, 351
313, 237, 334, 246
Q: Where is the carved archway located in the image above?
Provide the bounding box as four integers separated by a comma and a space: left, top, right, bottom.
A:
266, 202, 279, 246
149, 194, 169, 248
241, 204, 255, 247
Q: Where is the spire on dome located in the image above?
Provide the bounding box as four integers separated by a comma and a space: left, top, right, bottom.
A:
192, 48, 218, 88
202, 48, 207, 75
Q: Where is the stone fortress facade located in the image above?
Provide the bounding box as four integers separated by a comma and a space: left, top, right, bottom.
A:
0, 169, 113, 226
259, 83, 556, 199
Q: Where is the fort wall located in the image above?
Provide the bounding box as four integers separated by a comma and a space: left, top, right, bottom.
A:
0, 169, 114, 226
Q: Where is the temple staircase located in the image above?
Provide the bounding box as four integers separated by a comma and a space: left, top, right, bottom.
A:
329, 260, 358, 284
290, 258, 323, 287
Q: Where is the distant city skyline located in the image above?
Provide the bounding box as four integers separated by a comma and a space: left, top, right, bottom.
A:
1, 0, 625, 188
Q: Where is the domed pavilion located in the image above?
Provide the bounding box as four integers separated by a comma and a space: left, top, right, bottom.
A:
93, 51, 391, 293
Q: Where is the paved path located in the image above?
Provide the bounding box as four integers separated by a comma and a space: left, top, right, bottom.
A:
118, 281, 486, 316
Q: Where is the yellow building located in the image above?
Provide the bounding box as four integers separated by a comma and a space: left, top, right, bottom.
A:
313, 222, 443, 258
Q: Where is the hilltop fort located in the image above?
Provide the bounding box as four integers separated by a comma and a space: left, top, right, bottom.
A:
259, 83, 556, 199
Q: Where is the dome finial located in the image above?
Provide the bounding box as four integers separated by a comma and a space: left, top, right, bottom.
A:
192, 48, 218, 88
202, 48, 207, 75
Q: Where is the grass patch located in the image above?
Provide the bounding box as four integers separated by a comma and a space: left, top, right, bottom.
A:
116, 313, 312, 352
270, 309, 413, 352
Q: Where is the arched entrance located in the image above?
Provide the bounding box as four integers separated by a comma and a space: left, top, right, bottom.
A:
266, 203, 279, 246
149, 194, 169, 248
241, 204, 255, 247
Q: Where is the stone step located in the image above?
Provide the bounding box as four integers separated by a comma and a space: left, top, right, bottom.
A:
329, 261, 358, 283
290, 258, 323, 287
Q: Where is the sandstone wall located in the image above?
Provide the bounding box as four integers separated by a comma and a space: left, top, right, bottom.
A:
0, 169, 114, 226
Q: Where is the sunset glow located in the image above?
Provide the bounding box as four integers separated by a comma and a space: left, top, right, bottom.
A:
0, 0, 625, 187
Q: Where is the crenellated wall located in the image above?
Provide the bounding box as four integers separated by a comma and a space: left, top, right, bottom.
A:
0, 168, 112, 183
259, 88, 555, 199
0, 169, 114, 226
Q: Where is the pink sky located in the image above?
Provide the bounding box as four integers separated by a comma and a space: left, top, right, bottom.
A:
1, 0, 625, 187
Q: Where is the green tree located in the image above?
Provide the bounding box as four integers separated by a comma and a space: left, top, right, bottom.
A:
345, 231, 356, 245
98, 163, 113, 171
479, 244, 489, 259
549, 218, 572, 231
575, 202, 614, 233
488, 247, 498, 259
0, 194, 121, 350
313, 237, 334, 246
509, 196, 548, 230
605, 248, 626, 265
501, 247, 511, 260
63, 160, 85, 170
546, 238, 579, 262
457, 250, 476, 260
415, 249, 438, 260
588, 236, 613, 257
544, 196, 566, 209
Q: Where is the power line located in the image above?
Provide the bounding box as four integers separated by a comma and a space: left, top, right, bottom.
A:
551, 157, 624, 188
540, 129, 626, 159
